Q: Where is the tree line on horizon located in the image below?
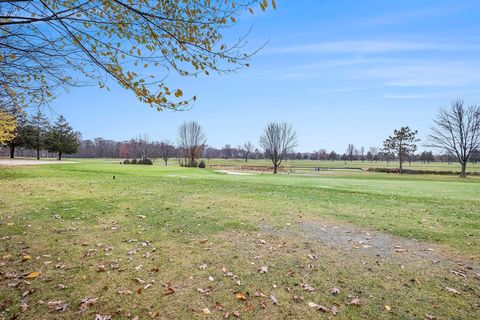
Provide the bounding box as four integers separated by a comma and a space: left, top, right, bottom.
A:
1, 100, 480, 176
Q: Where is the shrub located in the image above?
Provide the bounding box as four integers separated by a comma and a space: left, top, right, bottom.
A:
123, 159, 130, 164
130, 159, 137, 164
366, 167, 480, 176
198, 160, 206, 168
138, 158, 153, 165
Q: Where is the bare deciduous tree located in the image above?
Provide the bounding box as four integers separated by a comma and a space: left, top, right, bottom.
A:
346, 144, 355, 162
259, 122, 297, 174
129, 134, 150, 160
244, 141, 254, 162
428, 100, 480, 177
159, 139, 174, 166
177, 121, 206, 167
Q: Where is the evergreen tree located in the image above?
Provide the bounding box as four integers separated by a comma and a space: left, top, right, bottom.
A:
382, 126, 419, 173
45, 115, 79, 160
29, 109, 50, 159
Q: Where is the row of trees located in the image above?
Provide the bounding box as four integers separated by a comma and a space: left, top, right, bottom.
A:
3, 100, 478, 176
0, 107, 79, 160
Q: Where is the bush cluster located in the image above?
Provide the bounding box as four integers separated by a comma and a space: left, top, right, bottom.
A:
122, 158, 153, 165
179, 159, 206, 168
367, 167, 479, 175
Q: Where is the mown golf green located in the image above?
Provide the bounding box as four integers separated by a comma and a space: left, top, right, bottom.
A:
1, 160, 479, 319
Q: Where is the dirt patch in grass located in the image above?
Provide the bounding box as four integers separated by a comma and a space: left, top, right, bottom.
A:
0, 159, 76, 166
265, 220, 480, 273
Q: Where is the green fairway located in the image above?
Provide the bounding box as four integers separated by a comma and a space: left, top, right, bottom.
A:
1, 160, 479, 319
204, 158, 480, 172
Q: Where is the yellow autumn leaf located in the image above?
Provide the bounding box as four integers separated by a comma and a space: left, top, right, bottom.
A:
175, 89, 183, 98
22, 255, 32, 261
234, 291, 247, 300
26, 271, 41, 279
385, 305, 391, 311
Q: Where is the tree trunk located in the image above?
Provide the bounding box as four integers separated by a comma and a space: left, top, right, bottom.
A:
9, 144, 15, 159
460, 162, 467, 177
399, 153, 403, 174
36, 148, 40, 160
164, 159, 168, 166
58, 152, 62, 160
273, 164, 278, 174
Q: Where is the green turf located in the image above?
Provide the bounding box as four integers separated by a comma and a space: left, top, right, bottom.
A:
1, 159, 479, 319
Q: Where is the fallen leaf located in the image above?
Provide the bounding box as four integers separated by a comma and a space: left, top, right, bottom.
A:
450, 270, 467, 279
164, 286, 175, 295
331, 287, 340, 295
347, 298, 361, 306
385, 305, 391, 311
26, 271, 40, 279
78, 297, 98, 312
22, 255, 32, 262
201, 308, 211, 315
301, 283, 315, 292
331, 305, 338, 315
258, 266, 268, 274
48, 300, 69, 312
235, 291, 247, 301
20, 300, 28, 312
270, 295, 278, 305
199, 264, 208, 270
254, 289, 266, 298
95, 315, 111, 320
445, 287, 461, 294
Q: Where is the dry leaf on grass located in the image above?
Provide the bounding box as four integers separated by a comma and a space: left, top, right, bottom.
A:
258, 266, 268, 274
445, 287, 461, 294
331, 287, 340, 295
26, 271, 40, 279
78, 297, 98, 313
235, 291, 247, 301
20, 300, 28, 312
47, 300, 69, 312
347, 298, 362, 306
164, 286, 175, 295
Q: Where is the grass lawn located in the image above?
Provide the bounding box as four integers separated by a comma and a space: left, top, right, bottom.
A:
1, 159, 479, 319
205, 158, 480, 173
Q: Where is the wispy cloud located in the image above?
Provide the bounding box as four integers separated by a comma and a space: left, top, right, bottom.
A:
265, 40, 480, 55
266, 40, 449, 55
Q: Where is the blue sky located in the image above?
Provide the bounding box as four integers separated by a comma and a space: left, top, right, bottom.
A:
49, 0, 480, 152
